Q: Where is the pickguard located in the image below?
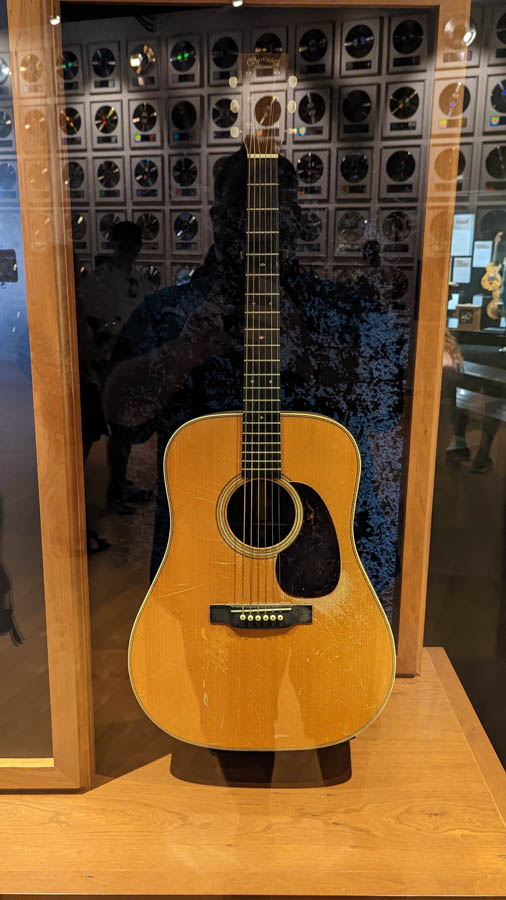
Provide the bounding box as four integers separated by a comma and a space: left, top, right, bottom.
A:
275, 482, 340, 598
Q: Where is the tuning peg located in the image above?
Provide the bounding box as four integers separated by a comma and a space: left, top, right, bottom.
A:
287, 100, 297, 114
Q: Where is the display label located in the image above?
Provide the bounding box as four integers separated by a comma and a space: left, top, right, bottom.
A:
94, 78, 115, 89
393, 56, 420, 67
472, 241, 493, 267
390, 121, 416, 131
384, 243, 409, 253
133, 76, 155, 87
340, 183, 366, 194
344, 123, 369, 134
451, 213, 474, 256
346, 60, 371, 70
298, 186, 322, 196
439, 117, 467, 129
301, 63, 325, 75
297, 126, 323, 137
452, 256, 472, 283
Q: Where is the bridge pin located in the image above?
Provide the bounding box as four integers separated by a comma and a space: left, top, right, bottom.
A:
277, 614, 284, 621
263, 614, 269, 621
270, 614, 276, 621
255, 614, 262, 621
240, 614, 246, 621
247, 614, 254, 621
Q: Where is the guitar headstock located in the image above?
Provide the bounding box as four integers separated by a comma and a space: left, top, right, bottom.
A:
240, 52, 289, 157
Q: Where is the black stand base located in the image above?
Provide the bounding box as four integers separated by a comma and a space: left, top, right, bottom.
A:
170, 740, 352, 787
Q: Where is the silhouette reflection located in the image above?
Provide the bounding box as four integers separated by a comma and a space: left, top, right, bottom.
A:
92, 148, 407, 617
76, 148, 410, 780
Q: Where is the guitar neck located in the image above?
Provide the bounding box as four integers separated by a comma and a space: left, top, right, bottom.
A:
243, 153, 281, 480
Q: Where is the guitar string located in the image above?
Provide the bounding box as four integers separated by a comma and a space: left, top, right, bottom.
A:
250, 96, 257, 612
243, 87, 282, 616
264, 102, 271, 611
242, 134, 250, 617
269, 117, 274, 612
266, 94, 277, 611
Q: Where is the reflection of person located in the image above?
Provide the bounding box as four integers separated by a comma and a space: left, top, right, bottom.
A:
103, 148, 408, 616
443, 329, 502, 474
77, 222, 153, 513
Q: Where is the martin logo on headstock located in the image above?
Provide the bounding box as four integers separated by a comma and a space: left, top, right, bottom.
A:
240, 52, 288, 156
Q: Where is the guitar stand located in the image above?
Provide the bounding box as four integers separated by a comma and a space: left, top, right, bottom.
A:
170, 740, 352, 788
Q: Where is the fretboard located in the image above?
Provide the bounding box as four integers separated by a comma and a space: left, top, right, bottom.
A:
243, 154, 281, 479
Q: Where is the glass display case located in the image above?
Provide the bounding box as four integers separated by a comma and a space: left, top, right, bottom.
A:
0, 0, 503, 828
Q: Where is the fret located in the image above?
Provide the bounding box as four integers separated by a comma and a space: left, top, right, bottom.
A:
243, 450, 281, 455
243, 402, 281, 407
242, 468, 282, 473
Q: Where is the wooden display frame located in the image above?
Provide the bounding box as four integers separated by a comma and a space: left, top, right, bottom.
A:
1, 0, 469, 787
2, 0, 94, 789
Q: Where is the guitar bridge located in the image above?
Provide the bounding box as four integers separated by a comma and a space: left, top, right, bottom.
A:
210, 604, 312, 629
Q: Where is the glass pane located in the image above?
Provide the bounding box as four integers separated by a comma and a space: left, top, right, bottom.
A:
0, 4, 52, 757
63, 2, 420, 776
426, 3, 506, 770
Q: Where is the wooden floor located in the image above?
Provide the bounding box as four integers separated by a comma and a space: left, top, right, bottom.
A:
0, 648, 504, 898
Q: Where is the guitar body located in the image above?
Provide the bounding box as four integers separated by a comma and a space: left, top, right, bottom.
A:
129, 411, 396, 752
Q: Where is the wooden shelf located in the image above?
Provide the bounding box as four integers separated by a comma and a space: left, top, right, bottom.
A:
0, 648, 504, 897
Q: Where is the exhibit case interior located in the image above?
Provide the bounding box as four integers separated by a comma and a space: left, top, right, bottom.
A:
0, 0, 504, 894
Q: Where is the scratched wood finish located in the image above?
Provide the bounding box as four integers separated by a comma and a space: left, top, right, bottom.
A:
2, 0, 94, 788
0, 650, 504, 895
428, 647, 506, 823
129, 413, 395, 751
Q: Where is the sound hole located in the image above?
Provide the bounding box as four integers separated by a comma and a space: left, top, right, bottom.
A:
226, 479, 296, 549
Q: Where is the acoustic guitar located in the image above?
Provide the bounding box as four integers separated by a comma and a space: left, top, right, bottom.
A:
480, 231, 503, 322
129, 55, 396, 751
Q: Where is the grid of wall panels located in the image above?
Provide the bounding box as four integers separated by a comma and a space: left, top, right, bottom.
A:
56, 4, 505, 304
